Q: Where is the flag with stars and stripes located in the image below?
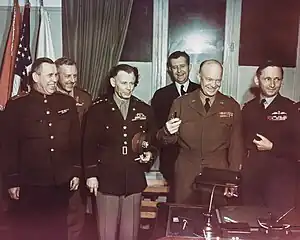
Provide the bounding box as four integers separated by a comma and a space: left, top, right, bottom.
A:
0, 0, 21, 110
12, 2, 32, 96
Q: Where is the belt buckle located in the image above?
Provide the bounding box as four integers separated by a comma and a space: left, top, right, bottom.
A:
122, 146, 128, 155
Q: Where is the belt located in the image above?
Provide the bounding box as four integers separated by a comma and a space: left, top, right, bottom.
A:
122, 146, 128, 155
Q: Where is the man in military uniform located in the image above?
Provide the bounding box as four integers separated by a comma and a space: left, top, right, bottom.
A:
55, 57, 92, 240
157, 59, 244, 205
2, 57, 81, 240
55, 57, 92, 123
83, 64, 157, 240
151, 51, 199, 202
241, 61, 298, 215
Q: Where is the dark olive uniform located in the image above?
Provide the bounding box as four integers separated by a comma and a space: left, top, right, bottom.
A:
73, 87, 92, 124
157, 90, 244, 205
83, 94, 158, 240
3, 89, 81, 240
65, 86, 92, 240
242, 94, 298, 215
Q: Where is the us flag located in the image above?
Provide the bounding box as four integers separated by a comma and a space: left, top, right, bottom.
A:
13, 2, 32, 94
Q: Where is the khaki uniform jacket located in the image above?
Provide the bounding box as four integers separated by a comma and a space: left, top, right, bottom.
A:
157, 89, 244, 203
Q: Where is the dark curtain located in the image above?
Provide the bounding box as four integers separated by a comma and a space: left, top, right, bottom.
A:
62, 0, 133, 98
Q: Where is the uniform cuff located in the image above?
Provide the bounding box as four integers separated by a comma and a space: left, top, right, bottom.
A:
85, 165, 98, 179
6, 174, 20, 188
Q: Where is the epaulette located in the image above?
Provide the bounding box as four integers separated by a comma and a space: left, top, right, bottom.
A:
76, 87, 91, 95
92, 97, 108, 105
11, 91, 29, 100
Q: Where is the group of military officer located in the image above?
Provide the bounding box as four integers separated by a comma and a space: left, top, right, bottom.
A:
0, 51, 300, 240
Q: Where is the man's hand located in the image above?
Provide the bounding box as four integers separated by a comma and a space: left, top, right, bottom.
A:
136, 151, 152, 163
70, 177, 80, 191
165, 118, 181, 134
253, 133, 273, 151
86, 177, 98, 196
224, 185, 238, 198
8, 187, 20, 200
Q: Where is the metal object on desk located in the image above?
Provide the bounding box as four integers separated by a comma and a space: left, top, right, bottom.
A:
257, 207, 294, 235
193, 168, 241, 239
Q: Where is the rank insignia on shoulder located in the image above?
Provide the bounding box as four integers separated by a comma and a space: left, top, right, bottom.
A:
93, 97, 108, 105
132, 112, 147, 121
11, 91, 29, 100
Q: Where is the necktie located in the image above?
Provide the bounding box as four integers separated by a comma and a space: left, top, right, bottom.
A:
119, 101, 128, 119
180, 85, 186, 96
260, 99, 266, 109
204, 98, 210, 112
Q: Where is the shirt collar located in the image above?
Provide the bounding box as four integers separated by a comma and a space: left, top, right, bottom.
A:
57, 86, 74, 97
113, 93, 130, 107
175, 80, 190, 96
261, 94, 277, 108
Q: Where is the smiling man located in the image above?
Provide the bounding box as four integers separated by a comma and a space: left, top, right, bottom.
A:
241, 61, 298, 215
55, 57, 92, 124
156, 59, 244, 205
151, 51, 199, 202
3, 57, 81, 240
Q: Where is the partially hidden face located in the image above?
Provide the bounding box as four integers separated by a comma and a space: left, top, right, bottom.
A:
57, 64, 78, 92
168, 56, 191, 84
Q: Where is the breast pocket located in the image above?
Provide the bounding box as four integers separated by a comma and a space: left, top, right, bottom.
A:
132, 119, 147, 132
22, 119, 46, 138
53, 113, 72, 134
219, 118, 233, 139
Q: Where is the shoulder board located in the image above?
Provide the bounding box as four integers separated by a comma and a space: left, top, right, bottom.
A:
76, 87, 91, 95
92, 97, 108, 105
11, 91, 29, 100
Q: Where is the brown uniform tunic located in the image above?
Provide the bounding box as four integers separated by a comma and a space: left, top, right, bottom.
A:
157, 89, 244, 204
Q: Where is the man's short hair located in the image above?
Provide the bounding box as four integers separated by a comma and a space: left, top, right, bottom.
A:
31, 57, 54, 74
199, 59, 223, 74
29, 57, 55, 87
109, 64, 139, 86
55, 57, 76, 68
167, 51, 190, 68
256, 60, 284, 78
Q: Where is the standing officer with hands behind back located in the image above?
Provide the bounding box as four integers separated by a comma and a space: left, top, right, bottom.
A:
2, 57, 82, 240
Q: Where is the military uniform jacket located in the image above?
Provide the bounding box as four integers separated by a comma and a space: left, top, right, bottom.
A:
242, 94, 298, 161
83, 95, 158, 196
151, 81, 199, 181
73, 87, 92, 123
156, 90, 244, 203
2, 90, 81, 188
